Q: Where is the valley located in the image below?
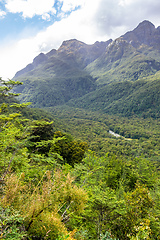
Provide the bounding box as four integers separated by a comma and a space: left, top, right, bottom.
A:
0, 20, 160, 240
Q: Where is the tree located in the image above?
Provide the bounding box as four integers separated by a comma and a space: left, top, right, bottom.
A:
27, 119, 55, 155
0, 78, 22, 99
0, 78, 90, 240
73, 153, 160, 239
0, 79, 30, 179
52, 131, 88, 166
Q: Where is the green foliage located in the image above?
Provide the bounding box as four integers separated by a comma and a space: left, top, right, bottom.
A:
0, 82, 89, 239
28, 119, 54, 141
0, 206, 27, 239
1, 172, 87, 240
52, 131, 88, 166
100, 231, 117, 240
73, 152, 160, 239
67, 78, 160, 118
14, 73, 96, 108
0, 75, 160, 240
48, 106, 160, 159
0, 78, 22, 98
27, 119, 55, 155
0, 118, 30, 178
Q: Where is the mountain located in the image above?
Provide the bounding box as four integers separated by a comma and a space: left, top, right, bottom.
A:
122, 20, 160, 50
13, 20, 160, 118
13, 39, 112, 107
15, 39, 112, 78
85, 20, 160, 84
85, 37, 160, 84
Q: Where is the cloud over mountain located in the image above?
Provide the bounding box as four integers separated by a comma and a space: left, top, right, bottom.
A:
1, 0, 160, 79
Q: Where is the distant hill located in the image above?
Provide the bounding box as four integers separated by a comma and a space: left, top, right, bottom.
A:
13, 20, 160, 118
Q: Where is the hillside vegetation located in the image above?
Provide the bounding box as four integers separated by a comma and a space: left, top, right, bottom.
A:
67, 76, 160, 118
0, 79, 160, 240
1, 20, 160, 239
13, 20, 160, 118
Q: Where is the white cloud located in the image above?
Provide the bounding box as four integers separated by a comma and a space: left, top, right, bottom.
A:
42, 13, 51, 21
0, 38, 39, 79
5, 0, 56, 18
4, 0, 85, 19
60, 0, 85, 12
118, 0, 134, 7
0, 9, 6, 18
1, 0, 160, 79
0, 1, 101, 79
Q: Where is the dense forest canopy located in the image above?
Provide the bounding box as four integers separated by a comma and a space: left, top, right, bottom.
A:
0, 78, 160, 240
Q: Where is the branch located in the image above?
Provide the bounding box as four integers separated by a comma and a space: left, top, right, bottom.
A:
61, 201, 73, 222
0, 227, 10, 239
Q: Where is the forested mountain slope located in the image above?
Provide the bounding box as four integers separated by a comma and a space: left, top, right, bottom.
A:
67, 76, 160, 118
13, 20, 160, 118
1, 38, 160, 239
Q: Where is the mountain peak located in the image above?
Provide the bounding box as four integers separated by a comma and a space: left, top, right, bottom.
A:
136, 20, 155, 30
121, 20, 159, 48
58, 39, 86, 52
33, 53, 48, 66
133, 20, 155, 36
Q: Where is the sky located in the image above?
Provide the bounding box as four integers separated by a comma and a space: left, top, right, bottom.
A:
0, 0, 160, 79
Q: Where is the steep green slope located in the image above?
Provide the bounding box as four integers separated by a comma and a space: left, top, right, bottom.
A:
14, 54, 96, 107
104, 77, 160, 118
85, 21, 160, 85
13, 39, 112, 107
14, 37, 160, 110
13, 20, 160, 117
86, 38, 160, 85
67, 75, 160, 118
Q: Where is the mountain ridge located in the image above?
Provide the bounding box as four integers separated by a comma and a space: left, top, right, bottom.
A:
14, 20, 160, 79
14, 38, 112, 78
13, 20, 160, 118
122, 20, 160, 49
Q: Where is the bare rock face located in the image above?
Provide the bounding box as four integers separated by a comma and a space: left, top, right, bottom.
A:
121, 20, 160, 49
56, 39, 112, 68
